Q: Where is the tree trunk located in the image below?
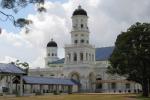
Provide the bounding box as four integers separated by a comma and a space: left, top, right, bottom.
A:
142, 79, 149, 97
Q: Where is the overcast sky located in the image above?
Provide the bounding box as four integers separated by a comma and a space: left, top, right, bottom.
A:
0, 0, 150, 68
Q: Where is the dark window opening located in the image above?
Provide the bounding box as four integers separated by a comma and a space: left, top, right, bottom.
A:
111, 83, 116, 89
52, 53, 54, 56
74, 53, 77, 61
80, 53, 83, 61
48, 53, 50, 56
74, 40, 78, 44
81, 24, 83, 28
81, 39, 84, 43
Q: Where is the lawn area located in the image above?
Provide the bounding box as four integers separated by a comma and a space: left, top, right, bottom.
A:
0, 94, 149, 100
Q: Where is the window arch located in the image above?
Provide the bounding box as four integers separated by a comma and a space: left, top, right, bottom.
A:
74, 40, 78, 44
52, 53, 54, 56
81, 39, 84, 43
80, 52, 83, 61
81, 24, 83, 28
74, 53, 77, 61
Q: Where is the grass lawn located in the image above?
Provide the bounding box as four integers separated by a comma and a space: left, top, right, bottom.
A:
0, 94, 149, 100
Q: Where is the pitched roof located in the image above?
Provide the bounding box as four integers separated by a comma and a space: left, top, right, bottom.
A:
95, 47, 114, 61
0, 63, 25, 75
22, 76, 77, 85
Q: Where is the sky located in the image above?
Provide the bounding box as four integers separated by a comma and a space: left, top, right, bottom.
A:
0, 0, 150, 68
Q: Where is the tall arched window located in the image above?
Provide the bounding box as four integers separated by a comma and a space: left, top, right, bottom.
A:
80, 53, 83, 61
89, 54, 91, 61
81, 24, 83, 28
92, 54, 94, 61
74, 53, 77, 61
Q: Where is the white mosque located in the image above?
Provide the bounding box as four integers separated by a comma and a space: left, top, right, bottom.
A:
29, 5, 141, 93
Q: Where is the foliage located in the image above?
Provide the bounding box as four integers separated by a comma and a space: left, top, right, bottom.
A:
107, 22, 150, 97
11, 59, 29, 74
0, 0, 46, 33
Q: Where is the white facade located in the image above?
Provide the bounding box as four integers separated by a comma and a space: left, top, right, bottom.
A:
29, 6, 141, 93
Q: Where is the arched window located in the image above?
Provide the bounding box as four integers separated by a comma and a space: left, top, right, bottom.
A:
96, 77, 102, 89
81, 39, 84, 43
74, 40, 78, 44
80, 53, 83, 61
81, 24, 83, 28
111, 83, 116, 89
74, 53, 77, 61
89, 54, 91, 61
92, 54, 94, 61
52, 53, 54, 56
48, 53, 50, 56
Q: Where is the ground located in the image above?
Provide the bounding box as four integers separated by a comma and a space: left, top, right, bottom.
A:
0, 94, 149, 100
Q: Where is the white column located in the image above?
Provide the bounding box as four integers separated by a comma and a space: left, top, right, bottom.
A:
77, 52, 80, 63
71, 52, 74, 63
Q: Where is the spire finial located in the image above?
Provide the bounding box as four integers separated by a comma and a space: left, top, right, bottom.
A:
78, 5, 81, 9
51, 38, 53, 41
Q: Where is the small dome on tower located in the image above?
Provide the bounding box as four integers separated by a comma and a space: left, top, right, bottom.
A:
73, 5, 87, 16
47, 38, 57, 47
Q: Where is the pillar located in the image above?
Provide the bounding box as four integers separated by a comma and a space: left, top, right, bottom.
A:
30, 85, 33, 93
20, 75, 23, 96
9, 75, 13, 94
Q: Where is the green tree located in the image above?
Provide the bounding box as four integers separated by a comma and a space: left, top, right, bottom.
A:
107, 22, 150, 97
0, 0, 46, 32
11, 60, 29, 74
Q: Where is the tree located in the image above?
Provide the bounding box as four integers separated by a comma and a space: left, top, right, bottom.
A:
11, 60, 29, 74
0, 0, 46, 33
107, 22, 150, 97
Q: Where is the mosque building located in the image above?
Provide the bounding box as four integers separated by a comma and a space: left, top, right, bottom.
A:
29, 5, 141, 93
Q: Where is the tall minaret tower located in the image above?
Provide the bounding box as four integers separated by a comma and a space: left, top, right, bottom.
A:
64, 5, 95, 65
45, 38, 59, 67
71, 5, 89, 45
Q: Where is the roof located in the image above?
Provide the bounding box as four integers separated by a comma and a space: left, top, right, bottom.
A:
0, 63, 25, 75
22, 76, 77, 85
95, 47, 114, 61
73, 5, 87, 16
47, 39, 57, 47
49, 58, 65, 64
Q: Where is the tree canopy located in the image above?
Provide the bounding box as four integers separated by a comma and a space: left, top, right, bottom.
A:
0, 0, 46, 32
107, 22, 150, 97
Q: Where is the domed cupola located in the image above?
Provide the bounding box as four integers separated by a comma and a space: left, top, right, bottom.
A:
47, 38, 57, 47
73, 5, 87, 16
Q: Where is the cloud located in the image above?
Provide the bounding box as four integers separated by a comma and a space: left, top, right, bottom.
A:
0, 0, 150, 68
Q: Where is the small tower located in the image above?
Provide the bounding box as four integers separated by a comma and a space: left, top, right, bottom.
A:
45, 38, 59, 67
71, 5, 89, 45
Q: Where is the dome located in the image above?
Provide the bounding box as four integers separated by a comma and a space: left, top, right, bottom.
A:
73, 5, 87, 16
47, 39, 57, 47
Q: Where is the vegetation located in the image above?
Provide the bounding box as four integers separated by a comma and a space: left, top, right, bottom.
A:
107, 22, 150, 97
0, 94, 139, 100
0, 0, 46, 32
11, 60, 29, 74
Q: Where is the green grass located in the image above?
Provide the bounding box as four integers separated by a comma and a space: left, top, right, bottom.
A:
137, 96, 150, 100
0, 94, 139, 100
